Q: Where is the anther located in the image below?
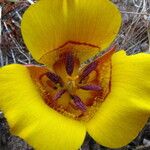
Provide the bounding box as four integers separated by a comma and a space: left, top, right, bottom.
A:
80, 61, 98, 82
71, 95, 86, 111
66, 52, 74, 76
45, 72, 63, 86
52, 90, 66, 101
80, 84, 101, 91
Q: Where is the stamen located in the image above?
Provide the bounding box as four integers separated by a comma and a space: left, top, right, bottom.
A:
46, 72, 63, 86
71, 95, 86, 111
52, 90, 66, 101
66, 52, 74, 76
80, 84, 102, 91
80, 61, 98, 82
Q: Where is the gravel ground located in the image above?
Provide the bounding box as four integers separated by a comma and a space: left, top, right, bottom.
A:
0, 0, 150, 150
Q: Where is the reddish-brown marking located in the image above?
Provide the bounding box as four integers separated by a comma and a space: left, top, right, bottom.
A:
39, 41, 101, 61
53, 41, 100, 51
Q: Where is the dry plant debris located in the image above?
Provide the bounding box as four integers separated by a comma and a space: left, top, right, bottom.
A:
0, 0, 150, 150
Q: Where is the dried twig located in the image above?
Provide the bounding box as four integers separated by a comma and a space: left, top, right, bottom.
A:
0, 6, 4, 66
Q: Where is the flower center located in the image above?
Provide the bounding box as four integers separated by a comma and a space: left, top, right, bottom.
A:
33, 43, 113, 121
38, 58, 110, 121
65, 75, 79, 94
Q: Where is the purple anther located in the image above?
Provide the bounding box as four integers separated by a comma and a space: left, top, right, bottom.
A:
66, 52, 74, 76
46, 72, 63, 86
80, 61, 98, 82
71, 95, 86, 111
80, 84, 101, 91
52, 90, 66, 101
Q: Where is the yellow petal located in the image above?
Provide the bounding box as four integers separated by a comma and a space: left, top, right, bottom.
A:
0, 64, 86, 150
21, 0, 121, 67
86, 51, 150, 148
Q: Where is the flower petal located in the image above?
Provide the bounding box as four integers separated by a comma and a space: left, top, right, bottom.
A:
21, 0, 121, 67
86, 51, 150, 148
0, 64, 86, 150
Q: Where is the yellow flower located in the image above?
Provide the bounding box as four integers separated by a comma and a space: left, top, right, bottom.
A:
0, 0, 150, 150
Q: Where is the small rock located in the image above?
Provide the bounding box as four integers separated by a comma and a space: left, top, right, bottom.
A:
143, 139, 150, 146
123, 14, 129, 24
141, 42, 149, 52
131, 46, 142, 54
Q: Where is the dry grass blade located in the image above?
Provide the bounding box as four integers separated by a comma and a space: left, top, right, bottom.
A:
115, 0, 150, 54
